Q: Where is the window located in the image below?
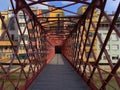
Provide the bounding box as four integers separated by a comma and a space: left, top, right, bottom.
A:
19, 23, 25, 27
102, 33, 107, 41
86, 40, 91, 46
2, 16, 5, 19
86, 52, 94, 58
19, 15, 24, 19
106, 45, 110, 50
112, 45, 119, 50
19, 23, 22, 27
98, 33, 101, 37
0, 53, 1, 59
29, 53, 34, 56
23, 23, 25, 27
5, 46, 8, 50
24, 35, 28, 41
100, 24, 102, 27
1, 16, 6, 29
117, 24, 120, 27
10, 21, 15, 30
42, 14, 47, 21
100, 24, 109, 28
84, 7, 87, 10
89, 52, 94, 58
88, 32, 93, 37
28, 29, 36, 33
85, 23, 89, 27
19, 46, 21, 50
112, 55, 119, 60
104, 24, 109, 27
33, 12, 37, 15
19, 45, 24, 50
0, 46, 2, 50
111, 33, 118, 41
2, 23, 5, 29
57, 14, 60, 17
30, 37, 35, 41
99, 45, 102, 49
103, 55, 106, 60
11, 34, 14, 40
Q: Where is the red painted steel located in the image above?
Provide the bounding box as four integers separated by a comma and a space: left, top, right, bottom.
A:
62, 0, 120, 90
0, 0, 119, 90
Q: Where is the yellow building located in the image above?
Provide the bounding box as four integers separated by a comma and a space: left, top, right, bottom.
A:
49, 6, 64, 19
0, 10, 18, 60
0, 11, 9, 60
0, 11, 8, 36
18, 8, 43, 60
77, 5, 99, 62
49, 6, 64, 33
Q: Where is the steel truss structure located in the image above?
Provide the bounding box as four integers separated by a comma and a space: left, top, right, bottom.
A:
0, 0, 120, 89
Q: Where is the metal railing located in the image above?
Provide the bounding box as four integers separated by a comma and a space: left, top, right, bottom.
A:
62, 0, 120, 89
0, 0, 119, 90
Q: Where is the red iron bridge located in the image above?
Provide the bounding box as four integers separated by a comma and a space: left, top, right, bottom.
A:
0, 0, 120, 90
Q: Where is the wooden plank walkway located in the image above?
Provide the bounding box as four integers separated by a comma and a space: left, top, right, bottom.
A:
29, 54, 90, 90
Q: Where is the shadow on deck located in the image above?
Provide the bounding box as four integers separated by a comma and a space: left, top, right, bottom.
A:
29, 54, 90, 90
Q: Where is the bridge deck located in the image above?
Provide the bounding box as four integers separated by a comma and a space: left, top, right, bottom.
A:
29, 54, 90, 90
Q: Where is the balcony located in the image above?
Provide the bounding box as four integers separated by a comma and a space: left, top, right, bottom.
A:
0, 40, 18, 46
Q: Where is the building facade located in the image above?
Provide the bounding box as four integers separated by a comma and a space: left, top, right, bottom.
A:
0, 9, 18, 60
77, 5, 99, 62
98, 14, 120, 64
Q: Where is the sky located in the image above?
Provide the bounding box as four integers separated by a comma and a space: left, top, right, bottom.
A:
0, 0, 119, 15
